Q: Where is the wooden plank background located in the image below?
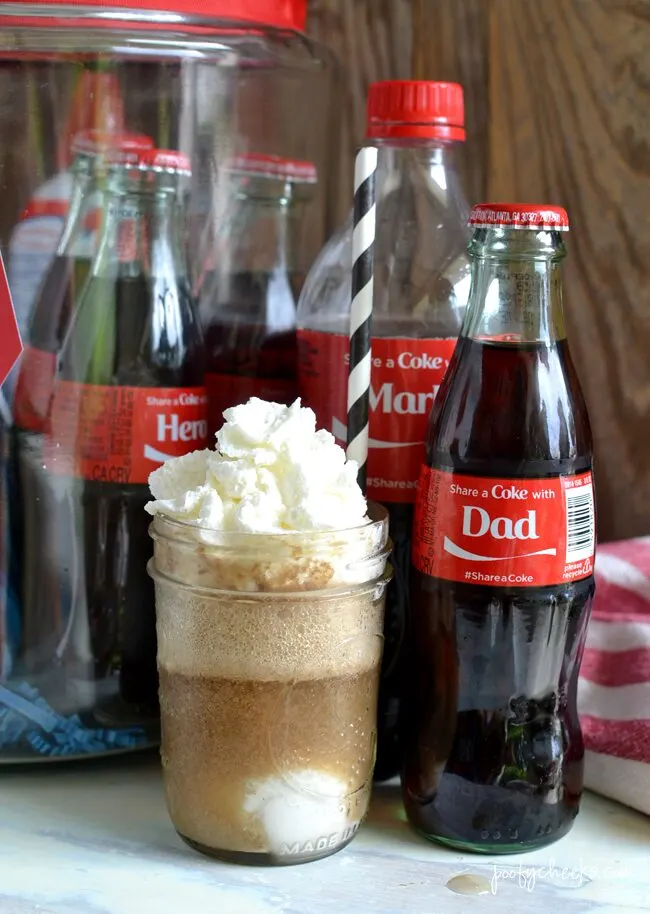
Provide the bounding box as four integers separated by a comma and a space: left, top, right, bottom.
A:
306, 0, 650, 543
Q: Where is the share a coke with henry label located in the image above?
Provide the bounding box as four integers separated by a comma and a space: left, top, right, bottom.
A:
402, 203, 596, 856
44, 384, 208, 481
412, 468, 595, 586
297, 331, 456, 502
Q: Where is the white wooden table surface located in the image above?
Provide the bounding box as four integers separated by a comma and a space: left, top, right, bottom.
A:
0, 753, 648, 914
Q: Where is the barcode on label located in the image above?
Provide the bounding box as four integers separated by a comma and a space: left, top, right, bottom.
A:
565, 483, 595, 563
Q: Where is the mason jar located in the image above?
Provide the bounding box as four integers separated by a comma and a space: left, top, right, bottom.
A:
148, 504, 392, 865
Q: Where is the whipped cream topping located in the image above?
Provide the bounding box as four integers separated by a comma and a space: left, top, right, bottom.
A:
145, 398, 369, 534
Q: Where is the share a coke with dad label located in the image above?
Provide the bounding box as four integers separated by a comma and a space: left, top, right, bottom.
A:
412, 468, 595, 587
44, 384, 208, 483
297, 331, 456, 503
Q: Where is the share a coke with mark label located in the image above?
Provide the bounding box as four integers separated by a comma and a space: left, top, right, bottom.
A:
297, 331, 456, 502
402, 203, 596, 855
19, 146, 204, 731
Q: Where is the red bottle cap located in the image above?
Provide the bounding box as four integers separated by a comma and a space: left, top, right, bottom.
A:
366, 81, 465, 142
469, 203, 570, 232
140, 149, 193, 175
103, 144, 190, 173
0, 0, 307, 32
228, 153, 317, 183
71, 130, 153, 158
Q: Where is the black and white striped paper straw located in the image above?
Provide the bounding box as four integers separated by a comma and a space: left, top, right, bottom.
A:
346, 147, 378, 492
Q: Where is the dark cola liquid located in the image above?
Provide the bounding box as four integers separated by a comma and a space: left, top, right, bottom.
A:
28, 253, 88, 351
402, 337, 594, 852
82, 273, 203, 718
80, 483, 157, 713
204, 271, 299, 434
374, 500, 411, 782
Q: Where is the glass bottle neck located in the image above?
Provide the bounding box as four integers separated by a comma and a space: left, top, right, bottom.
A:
94, 183, 186, 281
361, 138, 469, 327
57, 160, 95, 255
225, 193, 292, 276
462, 228, 567, 344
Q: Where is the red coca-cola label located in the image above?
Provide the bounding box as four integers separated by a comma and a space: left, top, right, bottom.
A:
297, 330, 456, 503
44, 383, 208, 483
14, 345, 57, 432
205, 371, 297, 435
412, 467, 596, 587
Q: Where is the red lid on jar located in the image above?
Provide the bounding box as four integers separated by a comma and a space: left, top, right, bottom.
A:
366, 81, 465, 142
71, 130, 153, 157
1, 0, 307, 32
229, 153, 317, 183
469, 203, 570, 231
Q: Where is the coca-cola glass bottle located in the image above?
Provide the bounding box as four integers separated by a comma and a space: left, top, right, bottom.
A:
14, 131, 153, 709
14, 130, 153, 433
29, 147, 207, 729
200, 153, 317, 436
405, 203, 595, 852
297, 82, 470, 781
6, 67, 126, 367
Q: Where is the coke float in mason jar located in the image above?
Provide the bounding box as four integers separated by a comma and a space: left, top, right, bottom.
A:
297, 81, 471, 781
403, 203, 596, 853
25, 146, 207, 728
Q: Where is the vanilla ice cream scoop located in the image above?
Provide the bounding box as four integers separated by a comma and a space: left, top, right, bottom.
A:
244, 770, 350, 856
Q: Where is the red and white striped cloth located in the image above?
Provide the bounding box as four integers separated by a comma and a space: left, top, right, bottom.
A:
579, 537, 650, 815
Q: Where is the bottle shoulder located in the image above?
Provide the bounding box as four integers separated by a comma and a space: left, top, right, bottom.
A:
59, 271, 203, 386
427, 338, 593, 474
297, 222, 471, 338
297, 217, 352, 328
31, 171, 74, 201
298, 160, 471, 333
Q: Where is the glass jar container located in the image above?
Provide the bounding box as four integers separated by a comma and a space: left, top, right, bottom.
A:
0, 0, 335, 333
0, 0, 335, 762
